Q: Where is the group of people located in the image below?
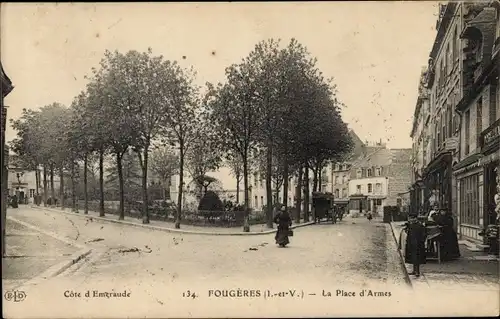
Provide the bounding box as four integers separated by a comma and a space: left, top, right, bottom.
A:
402, 203, 461, 277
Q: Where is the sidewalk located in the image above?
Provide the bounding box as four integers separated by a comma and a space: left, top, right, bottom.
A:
30, 205, 316, 235
2, 217, 91, 291
390, 221, 499, 291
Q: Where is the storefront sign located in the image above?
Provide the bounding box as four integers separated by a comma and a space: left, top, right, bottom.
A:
481, 119, 500, 152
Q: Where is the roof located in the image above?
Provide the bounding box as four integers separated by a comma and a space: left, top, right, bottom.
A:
1, 61, 14, 97
351, 147, 412, 167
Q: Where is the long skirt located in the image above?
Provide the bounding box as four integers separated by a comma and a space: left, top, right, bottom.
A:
275, 229, 290, 246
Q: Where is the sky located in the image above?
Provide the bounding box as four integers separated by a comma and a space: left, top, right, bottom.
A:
2, 2, 440, 150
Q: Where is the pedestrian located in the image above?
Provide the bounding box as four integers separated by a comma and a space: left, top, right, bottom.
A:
273, 206, 292, 247
403, 211, 426, 277
367, 211, 373, 221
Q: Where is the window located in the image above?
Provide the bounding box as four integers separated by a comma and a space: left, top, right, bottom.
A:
477, 97, 483, 142
261, 196, 264, 208
453, 26, 458, 62
376, 183, 382, 193
441, 114, 446, 145
342, 175, 347, 183
490, 89, 497, 125
368, 183, 373, 193
447, 105, 453, 138
29, 189, 35, 198
459, 174, 480, 226
254, 173, 258, 187
361, 169, 366, 178
465, 110, 471, 155
334, 176, 339, 184
342, 188, 347, 198
335, 189, 340, 198
375, 168, 381, 176
436, 120, 441, 149
259, 177, 263, 188
367, 168, 372, 177
356, 185, 361, 194
446, 43, 452, 74
356, 170, 362, 179
254, 196, 258, 208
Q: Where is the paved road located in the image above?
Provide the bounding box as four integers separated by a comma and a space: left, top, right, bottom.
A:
6, 207, 499, 317
4, 207, 414, 318
2, 217, 79, 290
7, 207, 406, 286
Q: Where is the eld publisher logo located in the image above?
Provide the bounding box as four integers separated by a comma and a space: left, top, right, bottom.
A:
4, 290, 27, 302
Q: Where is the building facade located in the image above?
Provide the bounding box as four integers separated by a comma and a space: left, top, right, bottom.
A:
323, 130, 366, 208
410, 1, 500, 243
170, 129, 366, 213
410, 68, 431, 214
347, 143, 412, 215
453, 1, 500, 243
417, 2, 463, 224
2, 61, 14, 257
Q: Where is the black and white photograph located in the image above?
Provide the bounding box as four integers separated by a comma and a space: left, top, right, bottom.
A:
1, 1, 499, 318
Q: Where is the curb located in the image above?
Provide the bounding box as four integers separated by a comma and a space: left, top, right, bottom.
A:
388, 222, 413, 288
22, 248, 92, 287
5, 217, 93, 290
31, 206, 316, 236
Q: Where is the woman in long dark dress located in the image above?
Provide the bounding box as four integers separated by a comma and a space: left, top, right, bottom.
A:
404, 212, 426, 277
274, 209, 292, 247
435, 210, 461, 261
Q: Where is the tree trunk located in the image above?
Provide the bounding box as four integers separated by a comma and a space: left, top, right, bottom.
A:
282, 156, 289, 210
35, 166, 40, 206
242, 152, 250, 232
312, 165, 318, 193
83, 154, 88, 214
43, 165, 48, 206
99, 149, 105, 217
236, 174, 240, 204
175, 143, 184, 229
71, 162, 78, 213
59, 166, 64, 210
50, 165, 55, 205
141, 148, 150, 224
303, 164, 310, 222
116, 153, 125, 220
318, 165, 322, 192
295, 166, 303, 223
265, 145, 273, 228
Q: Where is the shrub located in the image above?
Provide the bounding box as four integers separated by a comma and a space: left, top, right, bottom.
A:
198, 191, 224, 211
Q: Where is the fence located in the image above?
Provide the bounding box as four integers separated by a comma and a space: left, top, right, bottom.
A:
73, 200, 267, 227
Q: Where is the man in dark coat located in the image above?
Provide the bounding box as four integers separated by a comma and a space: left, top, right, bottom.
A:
404, 211, 426, 277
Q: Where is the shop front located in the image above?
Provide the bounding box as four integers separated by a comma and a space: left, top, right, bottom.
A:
410, 178, 425, 215
422, 151, 453, 216
453, 153, 483, 243
479, 117, 500, 244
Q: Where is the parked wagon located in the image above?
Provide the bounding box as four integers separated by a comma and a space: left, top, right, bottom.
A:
312, 192, 336, 224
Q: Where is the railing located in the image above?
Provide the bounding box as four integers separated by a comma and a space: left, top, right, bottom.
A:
480, 117, 500, 152
74, 200, 267, 227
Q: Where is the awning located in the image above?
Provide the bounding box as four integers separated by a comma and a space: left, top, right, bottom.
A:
453, 153, 482, 175
478, 152, 500, 166
368, 195, 387, 200
334, 199, 349, 205
349, 194, 367, 200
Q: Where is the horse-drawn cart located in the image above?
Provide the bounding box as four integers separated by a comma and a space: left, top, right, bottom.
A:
312, 192, 336, 224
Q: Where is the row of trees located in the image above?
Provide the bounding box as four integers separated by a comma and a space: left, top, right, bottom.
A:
10, 38, 353, 231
